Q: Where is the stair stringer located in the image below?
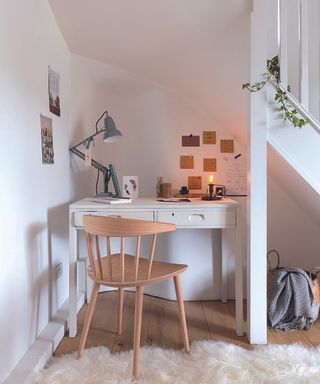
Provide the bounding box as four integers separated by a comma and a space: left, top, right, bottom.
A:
267, 85, 320, 195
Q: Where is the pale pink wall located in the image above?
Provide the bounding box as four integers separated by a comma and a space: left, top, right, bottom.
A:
0, 1, 71, 381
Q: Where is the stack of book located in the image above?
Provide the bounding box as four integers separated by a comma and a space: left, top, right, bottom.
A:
90, 197, 132, 204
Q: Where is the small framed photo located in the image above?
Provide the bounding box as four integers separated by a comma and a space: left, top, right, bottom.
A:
123, 176, 138, 200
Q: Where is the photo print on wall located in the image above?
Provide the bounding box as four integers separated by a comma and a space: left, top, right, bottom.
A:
48, 66, 61, 116
40, 114, 54, 164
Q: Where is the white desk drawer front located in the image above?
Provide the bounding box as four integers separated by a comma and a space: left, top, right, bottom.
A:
73, 210, 154, 227
157, 209, 235, 227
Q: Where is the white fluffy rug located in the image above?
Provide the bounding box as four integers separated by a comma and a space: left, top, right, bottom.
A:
32, 341, 320, 384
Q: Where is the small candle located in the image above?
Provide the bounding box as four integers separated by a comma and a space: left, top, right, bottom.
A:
208, 175, 215, 197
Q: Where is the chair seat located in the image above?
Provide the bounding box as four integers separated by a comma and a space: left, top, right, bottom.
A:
88, 254, 187, 287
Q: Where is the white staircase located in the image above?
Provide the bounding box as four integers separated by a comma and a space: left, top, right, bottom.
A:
267, 0, 320, 195
267, 86, 320, 195
248, 0, 320, 344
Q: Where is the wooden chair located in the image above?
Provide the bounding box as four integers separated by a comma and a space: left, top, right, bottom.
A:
78, 215, 190, 380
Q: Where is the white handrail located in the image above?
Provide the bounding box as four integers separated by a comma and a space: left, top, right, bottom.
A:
270, 79, 320, 134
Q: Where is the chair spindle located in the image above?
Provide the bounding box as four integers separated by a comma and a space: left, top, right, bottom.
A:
120, 237, 125, 282
106, 236, 112, 281
86, 234, 96, 277
146, 234, 157, 279
95, 235, 103, 279
134, 236, 141, 281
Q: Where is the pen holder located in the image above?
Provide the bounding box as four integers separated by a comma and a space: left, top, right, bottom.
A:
162, 183, 172, 198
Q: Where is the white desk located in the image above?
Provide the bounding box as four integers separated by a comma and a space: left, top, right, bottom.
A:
69, 197, 243, 337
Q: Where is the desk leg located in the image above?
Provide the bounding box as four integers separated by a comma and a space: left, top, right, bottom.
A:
235, 206, 244, 336
221, 229, 228, 304
69, 215, 78, 337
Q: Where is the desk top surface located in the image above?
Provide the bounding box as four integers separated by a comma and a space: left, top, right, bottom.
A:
70, 197, 239, 211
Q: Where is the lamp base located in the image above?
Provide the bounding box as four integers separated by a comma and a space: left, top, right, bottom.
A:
97, 192, 113, 197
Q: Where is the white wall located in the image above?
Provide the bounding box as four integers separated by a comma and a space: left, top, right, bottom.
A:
0, 1, 71, 381
70, 54, 247, 301
70, 54, 246, 198
268, 146, 320, 270
50, 0, 251, 148
268, 175, 320, 269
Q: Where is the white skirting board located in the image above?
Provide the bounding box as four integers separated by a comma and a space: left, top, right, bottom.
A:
4, 293, 85, 384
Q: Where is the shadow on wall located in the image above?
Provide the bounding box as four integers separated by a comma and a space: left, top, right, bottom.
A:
25, 222, 48, 346
24, 203, 70, 347
69, 116, 97, 201
143, 229, 222, 301
47, 202, 70, 319
70, 158, 94, 201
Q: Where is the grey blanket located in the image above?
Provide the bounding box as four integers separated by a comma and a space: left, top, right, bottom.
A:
268, 267, 314, 330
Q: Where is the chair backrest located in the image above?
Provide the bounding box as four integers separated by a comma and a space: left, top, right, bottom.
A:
83, 215, 176, 285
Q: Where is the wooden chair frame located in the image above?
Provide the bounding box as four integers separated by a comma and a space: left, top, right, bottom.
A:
78, 215, 190, 380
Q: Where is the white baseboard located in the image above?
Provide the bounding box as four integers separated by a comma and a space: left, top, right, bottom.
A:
4, 293, 85, 384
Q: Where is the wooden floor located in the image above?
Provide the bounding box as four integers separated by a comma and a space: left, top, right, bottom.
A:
55, 291, 320, 356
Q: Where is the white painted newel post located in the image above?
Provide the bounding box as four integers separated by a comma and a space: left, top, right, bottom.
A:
247, 0, 268, 344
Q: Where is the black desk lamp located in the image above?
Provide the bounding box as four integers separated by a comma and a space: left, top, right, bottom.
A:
70, 111, 122, 196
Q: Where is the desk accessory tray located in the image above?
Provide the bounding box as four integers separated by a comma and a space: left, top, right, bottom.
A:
201, 196, 223, 201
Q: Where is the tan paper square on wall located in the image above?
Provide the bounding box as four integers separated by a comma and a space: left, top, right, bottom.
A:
203, 131, 216, 144
203, 158, 217, 172
188, 176, 202, 190
180, 156, 194, 169
220, 139, 234, 153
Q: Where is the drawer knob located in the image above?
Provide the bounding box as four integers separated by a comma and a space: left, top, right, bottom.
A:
188, 214, 205, 222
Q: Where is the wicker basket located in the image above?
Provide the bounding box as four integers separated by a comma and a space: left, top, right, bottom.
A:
310, 268, 320, 304
267, 249, 280, 300
267, 250, 320, 305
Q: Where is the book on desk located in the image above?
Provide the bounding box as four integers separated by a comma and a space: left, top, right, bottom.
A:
90, 197, 132, 204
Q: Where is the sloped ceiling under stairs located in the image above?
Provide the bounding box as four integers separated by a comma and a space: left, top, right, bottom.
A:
49, 0, 251, 146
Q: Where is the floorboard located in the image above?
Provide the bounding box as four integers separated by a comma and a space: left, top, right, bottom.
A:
54, 291, 320, 356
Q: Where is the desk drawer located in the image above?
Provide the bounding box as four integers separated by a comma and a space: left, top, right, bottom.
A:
157, 209, 235, 227
73, 211, 154, 227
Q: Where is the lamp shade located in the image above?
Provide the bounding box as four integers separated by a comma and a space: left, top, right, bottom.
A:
103, 114, 123, 143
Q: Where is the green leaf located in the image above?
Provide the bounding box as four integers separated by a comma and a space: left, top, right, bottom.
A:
242, 55, 307, 130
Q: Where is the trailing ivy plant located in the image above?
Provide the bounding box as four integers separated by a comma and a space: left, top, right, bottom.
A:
242, 56, 308, 128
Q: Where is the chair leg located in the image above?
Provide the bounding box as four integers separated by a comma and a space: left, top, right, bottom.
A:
132, 286, 144, 381
117, 287, 124, 335
78, 282, 100, 358
173, 274, 190, 353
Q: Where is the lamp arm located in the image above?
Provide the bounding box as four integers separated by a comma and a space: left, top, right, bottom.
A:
70, 128, 105, 151
70, 147, 110, 175
69, 110, 114, 196
95, 111, 108, 132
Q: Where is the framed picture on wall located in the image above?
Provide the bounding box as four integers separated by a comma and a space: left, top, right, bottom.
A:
48, 66, 61, 116
40, 114, 54, 164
